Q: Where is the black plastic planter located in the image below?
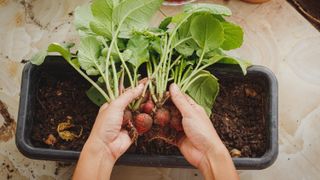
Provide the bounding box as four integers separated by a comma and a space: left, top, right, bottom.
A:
16, 56, 278, 170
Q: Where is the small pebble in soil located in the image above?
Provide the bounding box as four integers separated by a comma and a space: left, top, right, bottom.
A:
44, 134, 57, 145
230, 148, 242, 157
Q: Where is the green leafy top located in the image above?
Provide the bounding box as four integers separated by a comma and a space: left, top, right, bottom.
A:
113, 0, 163, 32
74, 4, 94, 33
190, 14, 224, 52
184, 3, 232, 16
31, 0, 251, 116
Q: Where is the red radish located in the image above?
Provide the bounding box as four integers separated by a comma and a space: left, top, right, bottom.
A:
154, 108, 171, 127
169, 106, 183, 131
140, 100, 154, 114
141, 91, 150, 103
134, 113, 153, 134
170, 116, 183, 131
123, 110, 132, 126
170, 106, 180, 117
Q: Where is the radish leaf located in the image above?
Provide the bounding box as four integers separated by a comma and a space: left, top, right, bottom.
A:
159, 17, 172, 30
74, 4, 94, 33
218, 56, 251, 75
112, 0, 163, 32
221, 22, 244, 50
87, 85, 106, 106
48, 43, 72, 61
190, 14, 224, 52
30, 50, 47, 65
78, 36, 102, 71
175, 43, 194, 57
184, 3, 232, 16
126, 34, 150, 68
187, 70, 219, 116
90, 0, 115, 38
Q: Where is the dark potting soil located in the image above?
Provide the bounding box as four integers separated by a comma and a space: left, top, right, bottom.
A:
31, 72, 98, 151
31, 72, 267, 157
212, 75, 267, 157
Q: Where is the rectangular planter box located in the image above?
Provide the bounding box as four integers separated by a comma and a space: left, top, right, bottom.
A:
16, 56, 278, 170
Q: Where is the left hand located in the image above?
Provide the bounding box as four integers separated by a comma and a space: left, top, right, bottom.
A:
86, 83, 144, 163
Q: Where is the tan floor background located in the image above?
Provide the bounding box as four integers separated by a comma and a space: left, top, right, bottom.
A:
0, 0, 320, 179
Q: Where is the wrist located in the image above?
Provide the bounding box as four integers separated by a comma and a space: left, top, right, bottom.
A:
199, 143, 239, 180
82, 136, 116, 165
74, 138, 115, 180
199, 143, 230, 176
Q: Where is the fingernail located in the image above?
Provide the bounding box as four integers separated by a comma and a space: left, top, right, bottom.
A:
137, 83, 144, 89
170, 83, 179, 92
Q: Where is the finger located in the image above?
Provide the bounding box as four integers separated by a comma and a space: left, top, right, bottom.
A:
177, 134, 187, 147
117, 130, 133, 152
178, 137, 203, 168
109, 130, 132, 159
94, 103, 110, 125
124, 78, 148, 91
109, 84, 144, 112
183, 94, 207, 116
98, 102, 109, 113
169, 83, 194, 117
139, 77, 148, 85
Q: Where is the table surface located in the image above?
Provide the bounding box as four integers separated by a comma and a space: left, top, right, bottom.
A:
0, 0, 320, 179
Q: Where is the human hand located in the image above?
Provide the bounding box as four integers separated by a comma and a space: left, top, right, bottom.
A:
73, 84, 144, 180
169, 83, 223, 167
169, 83, 238, 180
86, 83, 144, 162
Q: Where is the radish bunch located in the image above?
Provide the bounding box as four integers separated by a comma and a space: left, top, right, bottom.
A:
31, 0, 250, 144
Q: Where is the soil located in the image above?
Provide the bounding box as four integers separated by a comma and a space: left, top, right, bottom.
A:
0, 100, 16, 142
211, 75, 267, 157
31, 72, 98, 151
32, 72, 267, 157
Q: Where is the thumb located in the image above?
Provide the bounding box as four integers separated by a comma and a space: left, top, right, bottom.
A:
108, 84, 144, 112
169, 83, 193, 117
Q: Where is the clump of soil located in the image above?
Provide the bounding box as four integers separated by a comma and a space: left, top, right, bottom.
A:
31, 72, 267, 157
0, 100, 16, 142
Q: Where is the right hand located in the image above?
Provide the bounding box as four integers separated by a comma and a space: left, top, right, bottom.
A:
169, 83, 230, 171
